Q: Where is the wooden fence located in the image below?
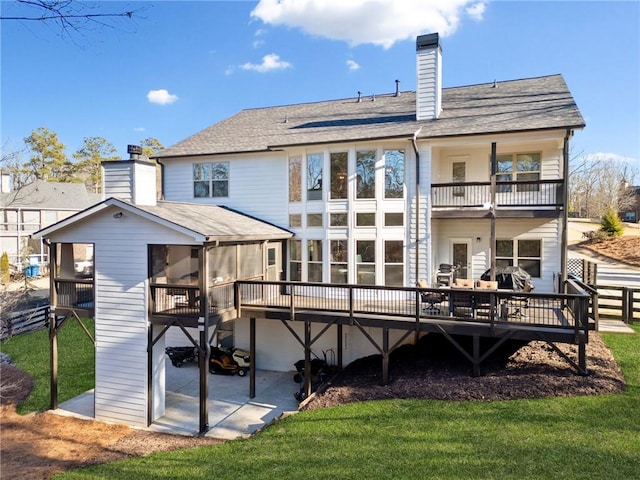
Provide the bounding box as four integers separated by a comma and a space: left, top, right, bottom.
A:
1, 304, 50, 340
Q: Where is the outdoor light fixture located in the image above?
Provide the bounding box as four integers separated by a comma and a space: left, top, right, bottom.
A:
113, 212, 123, 219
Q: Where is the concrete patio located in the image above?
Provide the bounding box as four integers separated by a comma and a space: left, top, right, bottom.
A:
52, 359, 300, 440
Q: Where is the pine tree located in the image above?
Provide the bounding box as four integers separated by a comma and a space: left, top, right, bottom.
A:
600, 208, 623, 237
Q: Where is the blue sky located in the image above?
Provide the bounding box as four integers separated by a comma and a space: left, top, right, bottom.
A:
1, 0, 639, 167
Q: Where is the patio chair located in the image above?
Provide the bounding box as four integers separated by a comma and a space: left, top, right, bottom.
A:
474, 280, 498, 318
417, 279, 444, 314
449, 278, 474, 317
504, 283, 534, 319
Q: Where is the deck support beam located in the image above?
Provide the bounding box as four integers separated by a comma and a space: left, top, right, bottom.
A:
250, 317, 256, 398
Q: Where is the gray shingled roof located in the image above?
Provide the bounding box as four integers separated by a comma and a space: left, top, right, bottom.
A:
135, 201, 293, 241
0, 180, 101, 209
157, 74, 585, 159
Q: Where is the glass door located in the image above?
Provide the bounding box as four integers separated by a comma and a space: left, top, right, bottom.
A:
451, 239, 472, 279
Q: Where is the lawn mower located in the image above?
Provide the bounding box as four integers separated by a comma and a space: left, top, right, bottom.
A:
293, 349, 336, 401
165, 346, 197, 367
209, 346, 249, 376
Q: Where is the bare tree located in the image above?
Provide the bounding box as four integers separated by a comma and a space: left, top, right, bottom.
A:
0, 0, 142, 40
569, 153, 639, 219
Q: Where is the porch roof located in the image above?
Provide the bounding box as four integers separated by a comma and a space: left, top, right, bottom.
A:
156, 74, 585, 158
33, 198, 293, 243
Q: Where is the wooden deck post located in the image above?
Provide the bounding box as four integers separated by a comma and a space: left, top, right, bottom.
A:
382, 327, 389, 385
250, 317, 256, 398
304, 320, 311, 398
337, 323, 343, 371
490, 142, 497, 282
49, 309, 58, 410
472, 335, 481, 377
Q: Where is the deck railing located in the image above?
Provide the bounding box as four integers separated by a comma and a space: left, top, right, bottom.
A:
54, 278, 94, 310
149, 278, 259, 317
432, 179, 563, 209
236, 280, 590, 332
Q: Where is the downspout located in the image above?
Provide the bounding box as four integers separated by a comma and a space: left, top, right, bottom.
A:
411, 128, 422, 284
155, 158, 165, 200
560, 128, 572, 290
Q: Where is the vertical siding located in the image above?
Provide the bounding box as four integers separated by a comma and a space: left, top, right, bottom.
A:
49, 206, 199, 427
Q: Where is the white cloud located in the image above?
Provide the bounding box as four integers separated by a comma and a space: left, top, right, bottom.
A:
147, 89, 178, 105
346, 59, 360, 71
466, 2, 485, 21
251, 0, 487, 49
133, 127, 146, 132
583, 152, 639, 163
240, 53, 292, 72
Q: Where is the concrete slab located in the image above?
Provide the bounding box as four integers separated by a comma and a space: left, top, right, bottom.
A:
52, 360, 300, 439
598, 319, 636, 334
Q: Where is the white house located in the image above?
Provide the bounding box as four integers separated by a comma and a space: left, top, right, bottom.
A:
34, 33, 587, 433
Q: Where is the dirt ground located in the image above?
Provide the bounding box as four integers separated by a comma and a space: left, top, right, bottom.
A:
576, 235, 640, 267
0, 332, 627, 479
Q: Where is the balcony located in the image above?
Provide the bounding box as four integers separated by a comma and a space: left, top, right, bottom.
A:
431, 179, 564, 218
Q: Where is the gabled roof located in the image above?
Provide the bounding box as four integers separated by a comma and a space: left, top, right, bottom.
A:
34, 198, 293, 243
157, 74, 585, 159
0, 180, 101, 209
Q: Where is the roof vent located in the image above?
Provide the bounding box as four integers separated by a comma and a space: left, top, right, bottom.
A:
371, 93, 376, 102
492, 79, 497, 88
395, 79, 401, 97
357, 91, 362, 103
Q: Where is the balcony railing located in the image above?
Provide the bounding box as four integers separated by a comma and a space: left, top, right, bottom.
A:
236, 280, 590, 334
432, 180, 563, 209
150, 281, 237, 317
54, 278, 94, 311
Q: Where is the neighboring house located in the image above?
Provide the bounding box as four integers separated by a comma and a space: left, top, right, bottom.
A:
0, 179, 100, 270
620, 184, 640, 223
34, 33, 589, 433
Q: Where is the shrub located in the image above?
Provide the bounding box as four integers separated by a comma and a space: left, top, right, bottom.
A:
0, 252, 9, 284
600, 208, 623, 237
582, 230, 611, 243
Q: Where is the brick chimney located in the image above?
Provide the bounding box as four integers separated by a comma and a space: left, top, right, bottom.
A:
416, 33, 442, 120
101, 145, 157, 206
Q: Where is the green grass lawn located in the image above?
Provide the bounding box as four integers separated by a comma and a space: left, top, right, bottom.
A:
0, 318, 95, 414
56, 326, 639, 480
3, 322, 638, 479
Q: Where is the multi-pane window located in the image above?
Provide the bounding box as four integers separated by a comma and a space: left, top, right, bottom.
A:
356, 212, 375, 227
384, 240, 404, 286
384, 149, 404, 198
193, 162, 229, 198
356, 240, 375, 285
356, 150, 376, 199
290, 240, 302, 281
289, 214, 301, 228
308, 240, 323, 282
330, 213, 348, 227
496, 153, 541, 192
330, 240, 348, 284
384, 212, 403, 226
289, 156, 302, 202
307, 213, 323, 227
496, 239, 541, 278
330, 152, 348, 200
307, 153, 323, 201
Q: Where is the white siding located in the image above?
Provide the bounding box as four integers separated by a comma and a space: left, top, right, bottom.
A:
235, 317, 416, 372
47, 205, 199, 427
103, 160, 157, 206
416, 46, 442, 120
432, 218, 560, 292
406, 143, 431, 286
162, 153, 288, 226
